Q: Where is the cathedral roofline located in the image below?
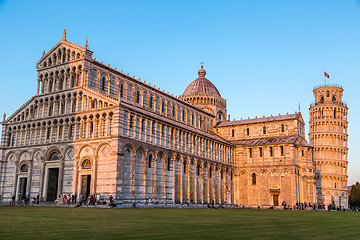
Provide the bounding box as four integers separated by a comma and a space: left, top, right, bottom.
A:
120, 101, 233, 146
216, 113, 302, 127
230, 135, 312, 148
90, 60, 216, 118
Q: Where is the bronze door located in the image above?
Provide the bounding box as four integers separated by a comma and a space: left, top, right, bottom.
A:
273, 195, 279, 206
46, 168, 59, 201
18, 177, 27, 200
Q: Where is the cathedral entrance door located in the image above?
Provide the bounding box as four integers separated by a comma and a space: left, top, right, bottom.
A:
81, 175, 91, 196
18, 177, 27, 200
273, 195, 279, 206
46, 168, 59, 201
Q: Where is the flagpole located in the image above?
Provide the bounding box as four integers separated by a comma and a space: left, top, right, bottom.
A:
324, 70, 326, 85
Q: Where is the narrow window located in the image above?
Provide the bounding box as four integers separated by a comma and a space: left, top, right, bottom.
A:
209, 166, 212, 178
162, 125, 165, 137
59, 79, 63, 91
183, 162, 187, 174
281, 124, 285, 132
320, 96, 324, 103
249, 148, 252, 158
129, 115, 134, 129
197, 164, 200, 176
136, 90, 140, 104
49, 80, 53, 92
167, 158, 171, 171
326, 91, 330, 97
191, 114, 194, 125
69, 124, 73, 138
263, 126, 266, 134
252, 173, 256, 185
182, 110, 185, 122
259, 147, 263, 157
302, 150, 304, 156
83, 122, 87, 138
141, 119, 145, 131
334, 109, 336, 118
102, 120, 105, 136
49, 105, 53, 116
280, 146, 284, 156
148, 155, 152, 168
89, 122, 93, 136
161, 102, 165, 114
152, 121, 155, 135
172, 106, 176, 118
120, 84, 123, 98
109, 118, 112, 135
232, 129, 235, 137
149, 95, 153, 110
72, 101, 76, 112
100, 77, 105, 91
332, 95, 336, 103
246, 128, 250, 136
46, 127, 50, 139
270, 147, 273, 157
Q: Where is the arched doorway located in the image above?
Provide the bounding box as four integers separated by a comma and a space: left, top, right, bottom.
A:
17, 163, 29, 201
79, 159, 92, 197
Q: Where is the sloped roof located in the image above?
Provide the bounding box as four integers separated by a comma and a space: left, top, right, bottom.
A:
217, 113, 301, 127
230, 136, 312, 147
120, 101, 233, 146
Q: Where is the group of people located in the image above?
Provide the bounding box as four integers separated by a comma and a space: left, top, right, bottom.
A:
74, 194, 116, 208
78, 194, 96, 206
58, 194, 77, 204
279, 201, 347, 211
12, 193, 40, 205
147, 197, 159, 205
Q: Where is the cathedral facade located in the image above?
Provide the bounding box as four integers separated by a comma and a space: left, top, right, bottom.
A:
0, 32, 348, 208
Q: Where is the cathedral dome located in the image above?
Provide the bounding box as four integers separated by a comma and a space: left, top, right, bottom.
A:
182, 66, 221, 97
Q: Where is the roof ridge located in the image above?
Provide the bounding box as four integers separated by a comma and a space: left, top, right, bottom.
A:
217, 112, 301, 127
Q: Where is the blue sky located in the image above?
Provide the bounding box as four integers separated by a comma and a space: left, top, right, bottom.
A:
0, 0, 359, 184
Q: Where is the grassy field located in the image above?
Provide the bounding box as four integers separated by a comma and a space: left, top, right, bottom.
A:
0, 207, 359, 239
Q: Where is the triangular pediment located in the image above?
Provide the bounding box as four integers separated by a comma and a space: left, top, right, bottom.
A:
4, 96, 37, 124
36, 40, 93, 69
297, 112, 305, 124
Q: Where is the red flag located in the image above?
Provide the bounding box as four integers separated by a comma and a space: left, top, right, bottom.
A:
324, 72, 329, 78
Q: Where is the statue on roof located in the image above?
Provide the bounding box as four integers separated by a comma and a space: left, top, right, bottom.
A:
62, 29, 66, 41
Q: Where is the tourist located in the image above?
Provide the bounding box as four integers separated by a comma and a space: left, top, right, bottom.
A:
90, 195, 94, 206
36, 194, 39, 204
25, 193, 30, 204
11, 195, 15, 206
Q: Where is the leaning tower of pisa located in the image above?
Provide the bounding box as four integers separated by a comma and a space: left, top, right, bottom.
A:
309, 84, 348, 208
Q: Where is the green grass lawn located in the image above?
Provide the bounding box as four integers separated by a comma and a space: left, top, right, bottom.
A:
0, 207, 359, 240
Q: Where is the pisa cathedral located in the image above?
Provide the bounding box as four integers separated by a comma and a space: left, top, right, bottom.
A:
0, 32, 349, 208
